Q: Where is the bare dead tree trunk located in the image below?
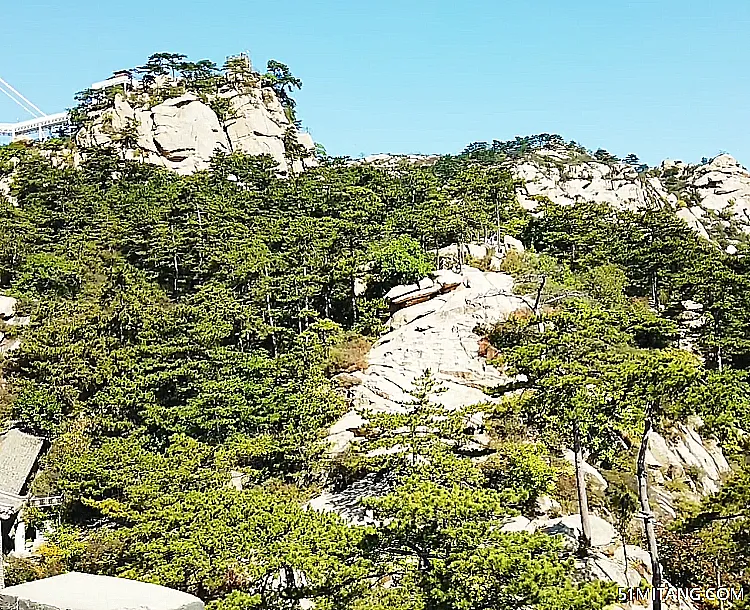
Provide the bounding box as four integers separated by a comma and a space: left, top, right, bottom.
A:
0, 527, 4, 589
195, 200, 204, 274
173, 251, 179, 294
533, 275, 547, 315
495, 195, 501, 248
637, 417, 662, 610
622, 542, 630, 586
302, 264, 310, 331
264, 266, 277, 357
573, 421, 592, 551
351, 274, 358, 326
296, 283, 303, 334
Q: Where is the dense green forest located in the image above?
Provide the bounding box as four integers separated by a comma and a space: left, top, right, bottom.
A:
1, 127, 749, 609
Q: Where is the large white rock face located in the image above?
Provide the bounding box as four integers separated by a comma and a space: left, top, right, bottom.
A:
325, 267, 528, 454
645, 421, 731, 517
222, 88, 308, 174
78, 83, 316, 175
147, 94, 230, 174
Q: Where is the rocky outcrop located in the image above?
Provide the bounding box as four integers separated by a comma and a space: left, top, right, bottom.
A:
507, 149, 750, 242
354, 147, 750, 243
350, 153, 443, 168
78, 84, 316, 175
151, 94, 230, 167
473, 511, 697, 608
222, 87, 316, 173
646, 420, 731, 518
315, 254, 732, 604
0, 296, 15, 319
512, 153, 656, 211
558, 420, 730, 520
433, 237, 525, 275
539, 513, 616, 547
0, 294, 26, 355
322, 247, 732, 489
325, 267, 528, 455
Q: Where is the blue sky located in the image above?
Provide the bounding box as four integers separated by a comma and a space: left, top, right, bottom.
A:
2, 0, 749, 165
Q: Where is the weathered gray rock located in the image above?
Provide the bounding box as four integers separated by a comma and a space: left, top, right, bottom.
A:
676, 206, 711, 241
594, 545, 700, 609
227, 92, 285, 138
324, 268, 527, 456
332, 373, 363, 389
326, 409, 367, 454
354, 153, 442, 168
587, 554, 641, 588
296, 131, 316, 152
384, 283, 420, 301
612, 544, 654, 572
0, 295, 23, 355
503, 235, 525, 253
0, 338, 20, 354
647, 423, 730, 498
464, 243, 488, 260
432, 269, 464, 289
0, 572, 204, 610
231, 133, 289, 171
562, 449, 608, 490
507, 148, 750, 242
515, 157, 655, 211
150, 94, 230, 174
307, 473, 393, 525
540, 514, 616, 547
534, 494, 562, 516
389, 284, 442, 309
500, 515, 532, 532
0, 295, 16, 319
489, 255, 505, 271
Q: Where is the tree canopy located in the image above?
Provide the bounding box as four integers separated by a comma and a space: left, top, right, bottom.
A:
2, 130, 750, 608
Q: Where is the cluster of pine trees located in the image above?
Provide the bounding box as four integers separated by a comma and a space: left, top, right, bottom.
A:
0, 132, 748, 608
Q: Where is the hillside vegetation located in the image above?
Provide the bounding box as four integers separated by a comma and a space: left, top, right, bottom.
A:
0, 74, 749, 609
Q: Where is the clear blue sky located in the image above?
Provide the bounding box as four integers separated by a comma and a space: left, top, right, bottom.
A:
2, 0, 749, 165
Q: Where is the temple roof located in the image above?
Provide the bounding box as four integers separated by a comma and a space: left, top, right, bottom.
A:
0, 573, 204, 610
0, 428, 44, 495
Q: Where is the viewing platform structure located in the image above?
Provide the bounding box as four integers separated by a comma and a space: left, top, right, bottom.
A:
0, 112, 70, 142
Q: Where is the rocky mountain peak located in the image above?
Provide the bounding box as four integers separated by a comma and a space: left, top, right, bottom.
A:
75, 57, 317, 175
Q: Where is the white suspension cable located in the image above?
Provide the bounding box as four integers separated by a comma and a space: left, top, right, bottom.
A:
0, 75, 46, 117
0, 81, 40, 119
